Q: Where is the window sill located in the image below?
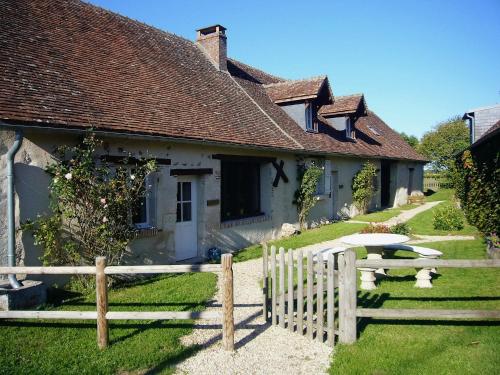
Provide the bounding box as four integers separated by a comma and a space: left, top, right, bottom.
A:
220, 214, 272, 229
134, 227, 162, 238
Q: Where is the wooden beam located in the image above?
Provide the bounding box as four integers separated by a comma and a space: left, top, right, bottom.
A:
356, 308, 500, 319
356, 259, 500, 269
100, 155, 171, 165
221, 254, 234, 351
106, 311, 220, 320
0, 311, 98, 320
170, 168, 213, 176
0, 266, 96, 275
212, 154, 276, 163
96, 257, 108, 349
104, 264, 221, 274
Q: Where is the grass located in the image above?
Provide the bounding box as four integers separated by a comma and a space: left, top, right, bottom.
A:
425, 188, 455, 202
233, 222, 367, 262
407, 201, 478, 236
0, 272, 217, 374
331, 238, 500, 375
354, 209, 402, 223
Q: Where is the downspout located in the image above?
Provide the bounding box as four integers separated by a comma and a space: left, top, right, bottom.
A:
6, 130, 23, 289
464, 113, 475, 143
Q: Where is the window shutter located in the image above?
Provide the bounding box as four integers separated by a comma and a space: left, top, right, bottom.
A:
324, 160, 331, 195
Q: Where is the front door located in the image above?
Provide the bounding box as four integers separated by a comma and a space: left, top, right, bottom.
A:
381, 161, 391, 207
175, 178, 198, 261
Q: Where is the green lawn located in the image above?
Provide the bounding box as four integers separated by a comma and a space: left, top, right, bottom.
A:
331, 238, 500, 374
407, 201, 478, 236
0, 272, 217, 374
233, 222, 367, 262
425, 188, 455, 202
353, 208, 402, 222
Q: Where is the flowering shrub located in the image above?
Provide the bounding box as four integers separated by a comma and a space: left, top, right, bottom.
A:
294, 163, 324, 230
390, 222, 411, 235
22, 133, 157, 275
432, 204, 464, 231
361, 223, 391, 233
487, 233, 499, 248
352, 162, 377, 214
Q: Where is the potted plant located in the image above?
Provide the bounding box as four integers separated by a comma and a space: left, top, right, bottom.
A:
486, 233, 500, 259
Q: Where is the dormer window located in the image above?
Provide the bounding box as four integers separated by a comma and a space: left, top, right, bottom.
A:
305, 103, 317, 132
346, 117, 354, 139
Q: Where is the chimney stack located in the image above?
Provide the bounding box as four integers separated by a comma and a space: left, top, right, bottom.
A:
196, 25, 227, 71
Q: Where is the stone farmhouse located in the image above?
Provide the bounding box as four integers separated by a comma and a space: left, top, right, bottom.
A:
0, 0, 426, 266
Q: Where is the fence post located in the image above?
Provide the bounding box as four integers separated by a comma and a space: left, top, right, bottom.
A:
306, 251, 314, 340
296, 250, 304, 335
96, 256, 108, 349
222, 254, 234, 351
327, 253, 335, 347
338, 249, 357, 344
316, 252, 324, 343
287, 249, 294, 332
271, 246, 277, 325
262, 243, 269, 321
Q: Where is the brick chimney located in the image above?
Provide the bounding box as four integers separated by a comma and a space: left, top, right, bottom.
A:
196, 25, 227, 71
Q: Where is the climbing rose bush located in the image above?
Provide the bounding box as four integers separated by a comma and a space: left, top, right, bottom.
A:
23, 133, 157, 270
352, 161, 377, 214
294, 163, 324, 230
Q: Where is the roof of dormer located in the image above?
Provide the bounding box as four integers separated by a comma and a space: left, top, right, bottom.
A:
320, 94, 367, 117
263, 76, 333, 105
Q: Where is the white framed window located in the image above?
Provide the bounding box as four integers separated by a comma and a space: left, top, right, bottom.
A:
133, 173, 156, 229
345, 117, 352, 138
305, 103, 317, 132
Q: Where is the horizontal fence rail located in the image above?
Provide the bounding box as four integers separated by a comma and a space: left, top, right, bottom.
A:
356, 259, 500, 269
337, 249, 500, 344
0, 255, 234, 351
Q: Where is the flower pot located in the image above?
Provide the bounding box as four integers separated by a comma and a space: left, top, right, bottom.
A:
486, 240, 500, 259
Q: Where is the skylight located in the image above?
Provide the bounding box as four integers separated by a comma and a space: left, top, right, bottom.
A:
368, 125, 381, 136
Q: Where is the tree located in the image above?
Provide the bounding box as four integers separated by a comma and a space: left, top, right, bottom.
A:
23, 133, 157, 273
399, 132, 419, 149
417, 116, 469, 172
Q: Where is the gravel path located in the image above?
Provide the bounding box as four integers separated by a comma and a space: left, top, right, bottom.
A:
175, 257, 332, 375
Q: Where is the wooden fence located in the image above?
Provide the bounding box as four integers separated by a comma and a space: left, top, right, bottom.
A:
338, 249, 500, 343
0, 254, 234, 351
262, 244, 338, 347
264, 246, 500, 345
423, 177, 452, 191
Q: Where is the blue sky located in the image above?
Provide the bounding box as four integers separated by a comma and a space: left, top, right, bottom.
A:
88, 0, 500, 138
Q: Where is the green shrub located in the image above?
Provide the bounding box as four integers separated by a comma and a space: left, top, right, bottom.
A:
432, 204, 464, 231
352, 161, 377, 214
391, 223, 411, 235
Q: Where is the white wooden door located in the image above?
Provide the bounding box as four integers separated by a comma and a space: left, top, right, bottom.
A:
175, 178, 198, 260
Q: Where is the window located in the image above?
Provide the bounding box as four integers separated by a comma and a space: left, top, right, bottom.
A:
176, 181, 192, 222
132, 173, 155, 228
315, 159, 326, 195
221, 161, 261, 221
345, 117, 352, 138
305, 103, 317, 132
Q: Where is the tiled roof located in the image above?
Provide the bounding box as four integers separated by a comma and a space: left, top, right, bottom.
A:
229, 61, 427, 162
264, 76, 331, 103
320, 94, 365, 116
0, 0, 301, 151
1, 0, 426, 163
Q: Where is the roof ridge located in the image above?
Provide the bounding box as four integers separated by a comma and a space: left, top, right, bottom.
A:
227, 58, 286, 82
79, 0, 195, 46
263, 75, 327, 87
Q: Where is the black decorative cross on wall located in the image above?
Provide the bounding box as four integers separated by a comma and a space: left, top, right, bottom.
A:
272, 160, 289, 187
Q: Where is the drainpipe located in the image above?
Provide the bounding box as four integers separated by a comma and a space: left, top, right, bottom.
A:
464, 113, 474, 143
6, 130, 23, 289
